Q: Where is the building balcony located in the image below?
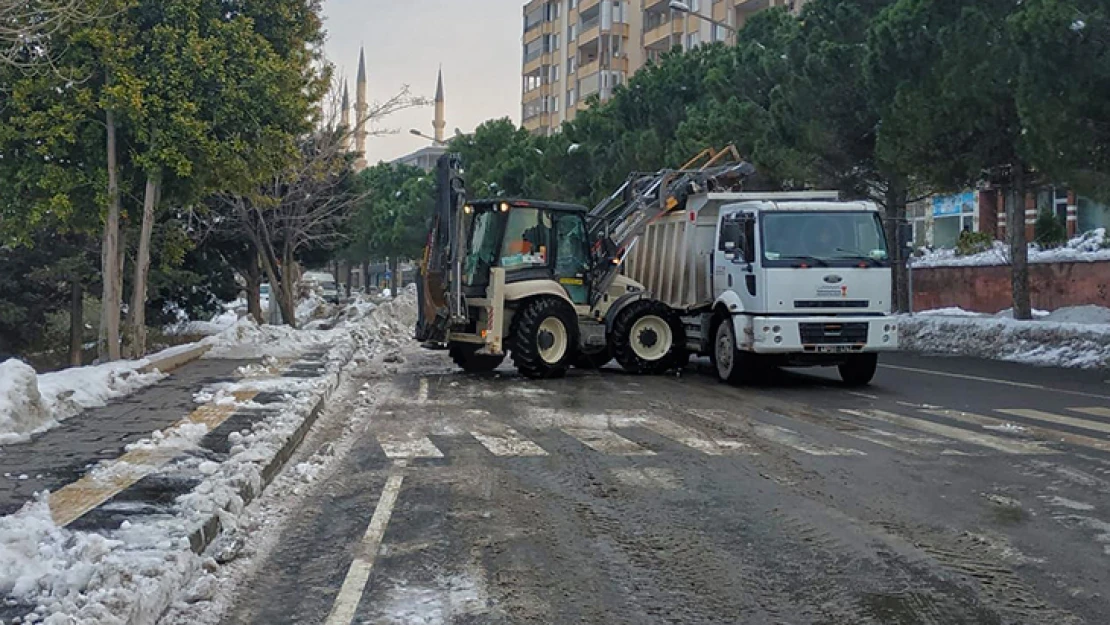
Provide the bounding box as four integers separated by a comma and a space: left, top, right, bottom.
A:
521, 85, 545, 104
522, 112, 552, 131
578, 71, 600, 98
578, 58, 600, 77
523, 53, 543, 74
643, 0, 671, 14
644, 20, 683, 50
579, 21, 600, 46
578, 0, 601, 14
524, 25, 543, 45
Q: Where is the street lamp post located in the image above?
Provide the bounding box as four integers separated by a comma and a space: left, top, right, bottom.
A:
409, 128, 448, 146
668, 0, 736, 35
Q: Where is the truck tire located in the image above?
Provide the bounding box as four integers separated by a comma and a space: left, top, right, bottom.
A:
509, 297, 578, 379
711, 316, 750, 385
838, 353, 878, 387
612, 300, 684, 375
448, 343, 504, 373
572, 345, 612, 369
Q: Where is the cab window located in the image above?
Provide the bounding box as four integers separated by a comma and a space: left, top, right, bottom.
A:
500, 208, 551, 270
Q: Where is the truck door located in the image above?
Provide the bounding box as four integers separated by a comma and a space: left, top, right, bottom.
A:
715, 212, 758, 310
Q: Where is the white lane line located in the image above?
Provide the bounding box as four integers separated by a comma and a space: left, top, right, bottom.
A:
843, 409, 1056, 455
847, 391, 879, 400
919, 408, 1110, 453
324, 469, 406, 625
997, 408, 1110, 436
1071, 406, 1110, 419
753, 423, 866, 457
471, 427, 548, 457
562, 428, 656, 456
377, 434, 444, 459
879, 364, 1110, 401
846, 427, 947, 456
636, 416, 752, 455
417, 378, 429, 403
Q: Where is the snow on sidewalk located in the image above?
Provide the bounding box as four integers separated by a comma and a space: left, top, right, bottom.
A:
900, 305, 1110, 369
912, 228, 1110, 268
0, 289, 418, 624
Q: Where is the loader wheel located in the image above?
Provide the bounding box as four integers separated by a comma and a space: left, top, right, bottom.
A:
448, 343, 504, 373
612, 300, 684, 375
572, 345, 612, 369
838, 353, 878, 387
509, 297, 578, 379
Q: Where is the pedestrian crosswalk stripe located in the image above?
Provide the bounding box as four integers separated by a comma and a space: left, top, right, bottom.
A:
845, 428, 946, 456
635, 416, 752, 455
922, 408, 1110, 454
470, 427, 548, 457
377, 434, 444, 459
997, 408, 1110, 436
842, 409, 1057, 455
1069, 406, 1110, 419
562, 428, 656, 456
752, 423, 866, 457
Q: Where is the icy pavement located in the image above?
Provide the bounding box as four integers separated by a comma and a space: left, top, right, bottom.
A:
901, 305, 1110, 368
0, 289, 417, 624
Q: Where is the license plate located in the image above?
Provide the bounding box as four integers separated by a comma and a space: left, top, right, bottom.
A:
814, 345, 855, 353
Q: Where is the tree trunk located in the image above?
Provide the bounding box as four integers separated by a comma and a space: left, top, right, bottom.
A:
69, 279, 84, 367
278, 247, 297, 326
124, 172, 160, 358
345, 263, 353, 298
99, 108, 122, 362
362, 260, 370, 293
389, 257, 400, 297
245, 255, 263, 324
883, 181, 910, 313
1010, 169, 1033, 320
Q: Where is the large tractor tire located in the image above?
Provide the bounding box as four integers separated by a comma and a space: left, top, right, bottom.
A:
572, 345, 612, 369
509, 297, 578, 379
711, 315, 753, 385
839, 353, 878, 387
612, 299, 685, 375
448, 342, 504, 373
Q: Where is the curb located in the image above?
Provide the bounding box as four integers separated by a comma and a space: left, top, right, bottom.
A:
138, 343, 211, 376
186, 352, 349, 555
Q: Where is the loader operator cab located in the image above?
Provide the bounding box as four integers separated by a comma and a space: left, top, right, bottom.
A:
461, 200, 592, 304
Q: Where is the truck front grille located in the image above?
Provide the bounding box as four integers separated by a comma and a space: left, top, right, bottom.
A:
794, 300, 870, 309
799, 322, 869, 345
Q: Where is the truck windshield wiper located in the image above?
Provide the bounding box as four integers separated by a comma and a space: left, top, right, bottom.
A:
834, 248, 886, 266
781, 255, 829, 267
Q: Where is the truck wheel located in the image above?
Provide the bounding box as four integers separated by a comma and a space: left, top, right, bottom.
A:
612, 300, 683, 374
839, 354, 878, 387
712, 316, 749, 385
572, 346, 612, 369
448, 343, 504, 373
510, 297, 578, 379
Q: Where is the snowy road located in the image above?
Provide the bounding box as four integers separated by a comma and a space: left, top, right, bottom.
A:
186, 347, 1110, 625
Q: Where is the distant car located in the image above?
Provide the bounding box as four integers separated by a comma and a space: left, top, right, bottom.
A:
259, 283, 271, 307
301, 272, 341, 304
319, 280, 340, 304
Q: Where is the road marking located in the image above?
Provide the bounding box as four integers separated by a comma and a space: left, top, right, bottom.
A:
49, 390, 258, 527
611, 467, 680, 489
997, 408, 1110, 436
417, 378, 429, 402
879, 364, 1110, 401
636, 416, 752, 455
847, 391, 879, 400
846, 427, 946, 456
324, 468, 405, 625
377, 434, 444, 459
842, 409, 1056, 455
922, 409, 1110, 454
1071, 406, 1110, 419
470, 427, 548, 457
562, 428, 656, 456
753, 423, 866, 457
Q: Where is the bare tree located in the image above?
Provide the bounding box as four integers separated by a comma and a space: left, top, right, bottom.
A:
0, 0, 102, 67
211, 84, 428, 327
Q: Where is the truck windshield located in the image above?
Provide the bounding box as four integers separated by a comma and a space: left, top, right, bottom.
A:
761, 211, 889, 267
462, 209, 501, 286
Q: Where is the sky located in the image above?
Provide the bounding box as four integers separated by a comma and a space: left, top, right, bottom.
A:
322, 0, 523, 163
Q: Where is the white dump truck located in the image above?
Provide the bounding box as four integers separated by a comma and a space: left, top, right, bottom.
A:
623, 191, 899, 386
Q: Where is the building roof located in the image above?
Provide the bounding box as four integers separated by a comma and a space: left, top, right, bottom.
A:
357, 47, 366, 85
435, 68, 444, 103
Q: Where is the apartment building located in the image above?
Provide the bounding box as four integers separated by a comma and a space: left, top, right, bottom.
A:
522, 0, 807, 135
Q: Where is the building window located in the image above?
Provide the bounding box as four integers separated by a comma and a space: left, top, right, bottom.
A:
567, 88, 577, 108
568, 57, 577, 74
552, 96, 560, 113
550, 64, 560, 83
569, 0, 576, 8
524, 73, 542, 92
712, 24, 728, 42
689, 0, 700, 10
568, 23, 578, 41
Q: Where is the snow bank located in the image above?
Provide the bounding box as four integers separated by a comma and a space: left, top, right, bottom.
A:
165, 309, 240, 337
0, 356, 167, 445
912, 228, 1110, 268
901, 311, 1110, 369
0, 287, 421, 623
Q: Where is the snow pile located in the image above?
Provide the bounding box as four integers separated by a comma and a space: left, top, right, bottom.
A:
912, 228, 1110, 268
902, 307, 1110, 368
0, 356, 167, 445
165, 308, 241, 337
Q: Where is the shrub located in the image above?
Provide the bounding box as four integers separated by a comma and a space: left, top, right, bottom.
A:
955, 231, 994, 256
1033, 209, 1067, 248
